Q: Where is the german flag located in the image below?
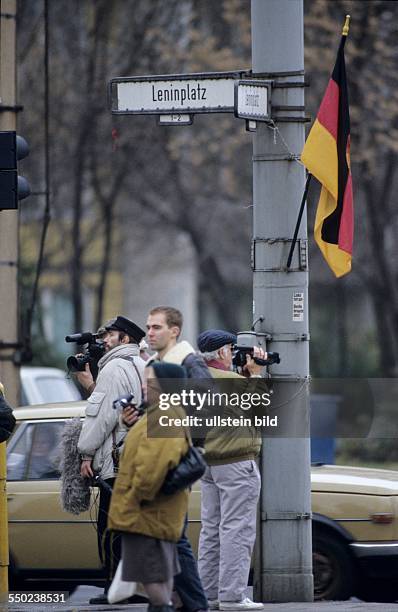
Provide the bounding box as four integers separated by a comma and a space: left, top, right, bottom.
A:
301, 17, 353, 277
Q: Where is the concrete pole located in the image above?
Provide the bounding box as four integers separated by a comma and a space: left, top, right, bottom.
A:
0, 0, 20, 408
251, 0, 313, 602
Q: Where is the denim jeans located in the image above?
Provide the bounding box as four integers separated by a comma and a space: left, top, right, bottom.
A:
175, 515, 208, 612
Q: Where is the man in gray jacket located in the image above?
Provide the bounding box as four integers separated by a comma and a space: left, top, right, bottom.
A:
78, 315, 146, 604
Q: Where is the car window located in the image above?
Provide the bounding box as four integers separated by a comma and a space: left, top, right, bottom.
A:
7, 421, 63, 481
33, 377, 81, 403
20, 386, 28, 406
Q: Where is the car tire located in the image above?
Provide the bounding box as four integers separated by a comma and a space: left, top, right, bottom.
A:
8, 555, 24, 591
313, 530, 356, 600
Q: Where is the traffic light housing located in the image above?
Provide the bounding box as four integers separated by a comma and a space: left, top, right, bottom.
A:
0, 131, 30, 210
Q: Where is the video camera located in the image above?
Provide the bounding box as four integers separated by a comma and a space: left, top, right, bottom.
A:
232, 331, 280, 369
65, 332, 105, 379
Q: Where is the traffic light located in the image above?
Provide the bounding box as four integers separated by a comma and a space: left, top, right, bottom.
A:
0, 131, 30, 210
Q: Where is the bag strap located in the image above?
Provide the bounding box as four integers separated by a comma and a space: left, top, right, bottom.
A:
111, 355, 144, 457
118, 355, 144, 390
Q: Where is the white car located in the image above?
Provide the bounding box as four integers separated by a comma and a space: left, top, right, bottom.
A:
20, 367, 81, 405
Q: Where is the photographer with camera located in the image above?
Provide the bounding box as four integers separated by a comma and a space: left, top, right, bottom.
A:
77, 315, 146, 605
197, 330, 267, 611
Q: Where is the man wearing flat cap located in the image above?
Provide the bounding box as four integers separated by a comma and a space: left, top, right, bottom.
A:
197, 330, 265, 611
78, 315, 146, 604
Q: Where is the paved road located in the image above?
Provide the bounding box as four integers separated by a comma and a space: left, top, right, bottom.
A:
3, 596, 398, 612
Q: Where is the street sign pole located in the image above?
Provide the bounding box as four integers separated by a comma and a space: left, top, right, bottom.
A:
251, 0, 313, 602
109, 25, 312, 602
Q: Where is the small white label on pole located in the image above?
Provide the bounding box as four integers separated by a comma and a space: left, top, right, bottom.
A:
246, 120, 257, 132
292, 292, 304, 322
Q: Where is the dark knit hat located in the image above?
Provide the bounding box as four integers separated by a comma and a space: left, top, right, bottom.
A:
149, 362, 187, 394
197, 329, 237, 353
150, 361, 187, 380
105, 315, 145, 343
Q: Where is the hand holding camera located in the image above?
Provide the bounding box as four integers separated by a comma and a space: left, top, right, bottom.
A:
244, 347, 267, 376
74, 362, 95, 393
113, 393, 145, 428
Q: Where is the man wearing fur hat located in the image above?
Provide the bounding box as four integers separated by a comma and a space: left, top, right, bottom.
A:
77, 315, 146, 605
197, 330, 265, 611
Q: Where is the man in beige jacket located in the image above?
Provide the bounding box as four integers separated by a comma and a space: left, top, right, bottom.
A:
197, 330, 265, 612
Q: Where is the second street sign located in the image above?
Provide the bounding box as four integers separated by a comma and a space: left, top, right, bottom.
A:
109, 71, 245, 115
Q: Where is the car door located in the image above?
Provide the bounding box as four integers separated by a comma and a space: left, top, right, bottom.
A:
7, 419, 100, 573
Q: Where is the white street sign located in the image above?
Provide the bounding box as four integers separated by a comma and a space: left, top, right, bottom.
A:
234, 80, 272, 122
110, 72, 242, 115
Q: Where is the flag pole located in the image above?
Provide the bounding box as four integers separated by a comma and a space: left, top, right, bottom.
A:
286, 173, 312, 270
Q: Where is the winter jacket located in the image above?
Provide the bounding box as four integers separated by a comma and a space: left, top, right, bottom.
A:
204, 367, 262, 466
108, 403, 189, 542
0, 393, 15, 443
148, 341, 210, 379
78, 344, 145, 480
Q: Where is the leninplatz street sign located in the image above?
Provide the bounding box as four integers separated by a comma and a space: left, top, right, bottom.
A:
109, 71, 273, 126
109, 71, 246, 117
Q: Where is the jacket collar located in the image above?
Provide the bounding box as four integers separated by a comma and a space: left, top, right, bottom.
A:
98, 343, 139, 370
205, 358, 230, 371
149, 340, 195, 365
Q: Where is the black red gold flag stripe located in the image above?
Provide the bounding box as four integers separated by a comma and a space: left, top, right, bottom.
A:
301, 18, 353, 277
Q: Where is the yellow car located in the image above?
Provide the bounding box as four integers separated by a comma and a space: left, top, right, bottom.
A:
6, 402, 398, 601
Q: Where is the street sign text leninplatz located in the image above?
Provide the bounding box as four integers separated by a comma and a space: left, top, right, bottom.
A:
109, 71, 244, 115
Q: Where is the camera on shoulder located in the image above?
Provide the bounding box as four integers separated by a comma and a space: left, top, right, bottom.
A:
65, 332, 106, 378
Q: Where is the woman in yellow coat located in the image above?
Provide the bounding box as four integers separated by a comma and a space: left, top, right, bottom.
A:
108, 362, 190, 612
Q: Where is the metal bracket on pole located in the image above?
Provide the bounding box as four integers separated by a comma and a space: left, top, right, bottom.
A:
0, 342, 22, 350
270, 333, 310, 342
253, 153, 300, 162
0, 12, 16, 20
251, 238, 308, 272
272, 81, 309, 89
0, 104, 23, 113
272, 116, 311, 123
262, 511, 312, 521
272, 105, 305, 112
250, 70, 305, 78
0, 341, 22, 363
270, 375, 311, 383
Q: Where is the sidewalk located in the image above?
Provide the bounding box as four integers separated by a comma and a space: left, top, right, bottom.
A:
3, 601, 398, 612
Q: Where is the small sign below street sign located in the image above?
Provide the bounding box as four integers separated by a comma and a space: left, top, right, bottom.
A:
158, 114, 193, 126
234, 80, 272, 122
109, 71, 244, 115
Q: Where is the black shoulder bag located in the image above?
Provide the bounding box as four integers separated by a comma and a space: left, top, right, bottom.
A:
161, 438, 207, 495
